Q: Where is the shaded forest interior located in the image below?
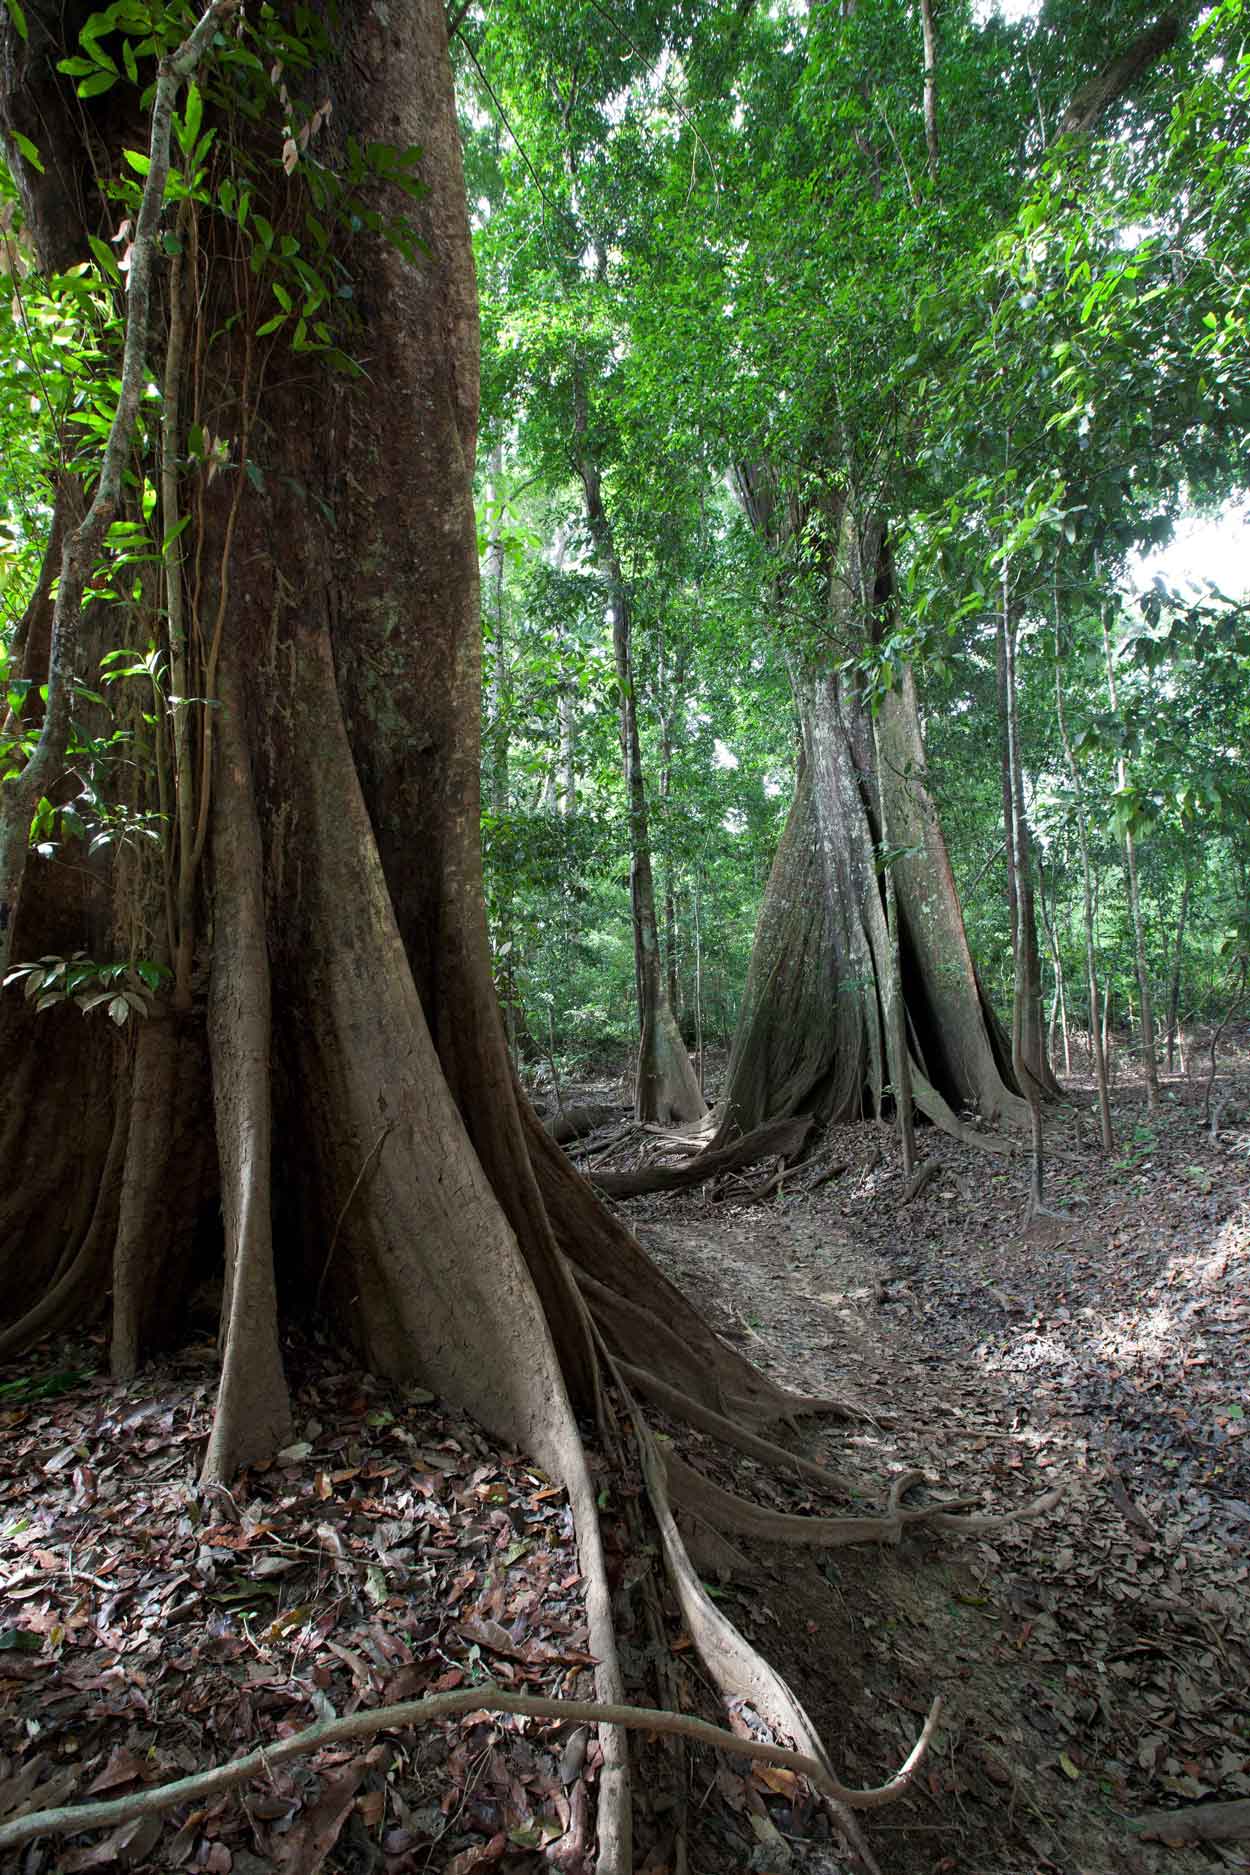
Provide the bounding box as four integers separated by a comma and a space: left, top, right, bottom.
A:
0, 0, 1249, 1873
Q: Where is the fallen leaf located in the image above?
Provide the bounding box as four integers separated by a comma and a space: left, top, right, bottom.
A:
86, 1746, 150, 1794
752, 1762, 800, 1799
274, 1758, 368, 1873
61, 1813, 161, 1870
444, 1830, 508, 1875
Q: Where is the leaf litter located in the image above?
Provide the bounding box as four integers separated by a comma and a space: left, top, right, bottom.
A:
3, 1050, 1249, 1874
600, 1050, 1250, 1874
0, 1340, 607, 1874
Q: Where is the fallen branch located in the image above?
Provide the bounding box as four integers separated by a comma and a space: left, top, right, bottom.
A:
590, 1116, 811, 1198
1129, 1799, 1250, 1844
807, 1159, 847, 1194
0, 1684, 944, 1853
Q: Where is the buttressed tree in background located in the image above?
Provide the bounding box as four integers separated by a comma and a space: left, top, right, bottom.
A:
0, 3, 1043, 1865
630, 0, 1188, 1150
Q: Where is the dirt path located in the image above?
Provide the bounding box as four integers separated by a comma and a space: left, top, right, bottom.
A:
615, 1072, 1250, 1874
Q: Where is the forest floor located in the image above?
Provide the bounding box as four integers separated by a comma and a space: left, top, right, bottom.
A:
589, 1044, 1250, 1875
0, 1050, 1247, 1875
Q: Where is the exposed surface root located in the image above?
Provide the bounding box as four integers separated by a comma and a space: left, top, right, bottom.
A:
545, 1101, 623, 1143
1130, 1799, 1250, 1844
900, 1157, 940, 1204
589, 1115, 811, 1198
0, 1683, 944, 1857
617, 1358, 859, 1495
629, 1401, 891, 1875
911, 1071, 1018, 1155
664, 1448, 1062, 1546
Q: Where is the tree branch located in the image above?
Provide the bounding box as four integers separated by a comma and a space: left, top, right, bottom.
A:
1055, 14, 1182, 142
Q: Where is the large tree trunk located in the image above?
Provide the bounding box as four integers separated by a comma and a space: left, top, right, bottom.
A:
717, 483, 1023, 1145
716, 663, 1025, 1142
0, 9, 950, 1866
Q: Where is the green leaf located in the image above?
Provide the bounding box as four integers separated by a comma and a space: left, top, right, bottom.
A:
3, 0, 29, 42
0, 1630, 41, 1653
76, 69, 118, 97
122, 148, 151, 176
10, 129, 42, 173
87, 234, 120, 279
178, 80, 203, 156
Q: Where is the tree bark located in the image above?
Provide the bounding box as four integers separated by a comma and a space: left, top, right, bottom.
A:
1166, 871, 1191, 1072
1055, 653, 1114, 1150
574, 398, 704, 1124
1101, 607, 1161, 1109
718, 484, 1023, 1146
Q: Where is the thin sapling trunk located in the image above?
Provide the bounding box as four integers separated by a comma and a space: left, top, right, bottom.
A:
1101, 604, 1160, 1110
